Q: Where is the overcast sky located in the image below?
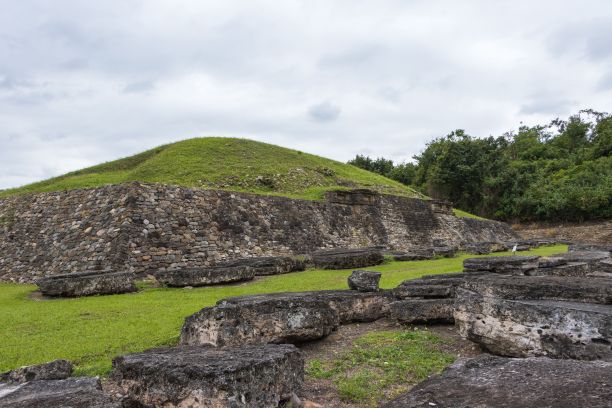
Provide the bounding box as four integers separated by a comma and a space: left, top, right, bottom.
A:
1, 1, 611, 189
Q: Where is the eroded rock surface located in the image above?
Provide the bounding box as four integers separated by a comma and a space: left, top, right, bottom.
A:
0, 360, 72, 384
155, 263, 254, 287
0, 377, 118, 408
463, 256, 539, 275
180, 290, 392, 347
224, 256, 306, 276
180, 293, 340, 347
347, 270, 381, 292
455, 275, 612, 360
310, 248, 384, 270
36, 271, 137, 297
390, 299, 455, 324
383, 356, 612, 408
112, 344, 303, 408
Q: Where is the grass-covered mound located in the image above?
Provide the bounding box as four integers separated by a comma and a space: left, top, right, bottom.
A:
0, 137, 423, 200
0, 245, 565, 376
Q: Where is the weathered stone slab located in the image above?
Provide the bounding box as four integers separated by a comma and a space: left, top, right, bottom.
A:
394, 284, 452, 299
390, 299, 455, 324
389, 251, 433, 261
348, 270, 381, 292
383, 356, 612, 408
531, 262, 591, 277
310, 248, 384, 270
463, 255, 539, 275
552, 250, 610, 263
36, 271, 137, 297
432, 246, 457, 258
0, 360, 72, 385
455, 285, 612, 360
224, 256, 306, 276
180, 293, 340, 347
569, 243, 612, 253
313, 290, 392, 323
459, 275, 612, 304
0, 377, 118, 408
111, 344, 303, 408
155, 263, 255, 287
180, 290, 393, 347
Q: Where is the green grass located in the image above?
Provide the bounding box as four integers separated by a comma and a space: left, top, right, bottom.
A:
453, 208, 486, 219
307, 329, 455, 406
0, 137, 424, 200
0, 245, 566, 376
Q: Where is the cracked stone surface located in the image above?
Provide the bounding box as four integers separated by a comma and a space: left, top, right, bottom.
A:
111, 344, 303, 408
383, 355, 612, 408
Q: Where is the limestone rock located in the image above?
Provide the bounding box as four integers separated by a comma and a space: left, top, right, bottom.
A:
0, 360, 72, 384
313, 290, 391, 323
155, 263, 254, 287
348, 270, 381, 292
390, 299, 455, 324
180, 290, 392, 347
180, 293, 340, 347
36, 271, 137, 297
569, 243, 612, 253
391, 251, 433, 261
310, 248, 384, 270
0, 377, 118, 408
111, 344, 303, 408
459, 275, 612, 304
455, 276, 612, 360
463, 255, 539, 275
224, 256, 306, 276
432, 246, 457, 258
383, 356, 612, 408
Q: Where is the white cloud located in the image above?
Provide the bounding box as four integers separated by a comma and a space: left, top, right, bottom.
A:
1, 0, 611, 188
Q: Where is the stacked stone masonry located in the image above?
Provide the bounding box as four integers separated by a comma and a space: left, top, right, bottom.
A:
0, 182, 516, 282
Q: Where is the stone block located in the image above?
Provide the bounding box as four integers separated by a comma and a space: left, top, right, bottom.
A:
224, 256, 306, 276
0, 360, 72, 385
111, 344, 303, 408
348, 270, 381, 292
463, 255, 540, 275
455, 278, 612, 360
383, 356, 612, 408
180, 293, 340, 347
0, 377, 118, 408
155, 263, 255, 287
310, 248, 384, 270
390, 299, 455, 324
36, 271, 137, 297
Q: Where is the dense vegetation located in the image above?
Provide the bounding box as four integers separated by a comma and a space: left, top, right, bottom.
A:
0, 245, 565, 377
349, 110, 612, 222
0, 138, 422, 200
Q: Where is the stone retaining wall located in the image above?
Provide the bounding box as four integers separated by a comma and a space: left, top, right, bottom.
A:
0, 182, 517, 282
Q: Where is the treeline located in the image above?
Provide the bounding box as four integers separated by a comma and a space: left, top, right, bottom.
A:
349, 110, 612, 222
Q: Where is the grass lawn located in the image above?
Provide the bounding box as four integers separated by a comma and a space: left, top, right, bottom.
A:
307, 329, 455, 406
0, 245, 566, 376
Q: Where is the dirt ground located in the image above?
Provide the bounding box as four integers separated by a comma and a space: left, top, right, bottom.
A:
297, 319, 483, 407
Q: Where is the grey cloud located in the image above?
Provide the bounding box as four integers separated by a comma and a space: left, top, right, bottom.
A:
548, 18, 612, 61
519, 97, 575, 115
308, 101, 341, 122
123, 80, 155, 94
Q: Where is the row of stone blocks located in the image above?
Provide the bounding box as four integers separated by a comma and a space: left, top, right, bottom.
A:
8, 244, 611, 407
34, 239, 563, 297
34, 247, 386, 297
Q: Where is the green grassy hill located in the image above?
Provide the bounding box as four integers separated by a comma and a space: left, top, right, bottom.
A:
1, 137, 424, 200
